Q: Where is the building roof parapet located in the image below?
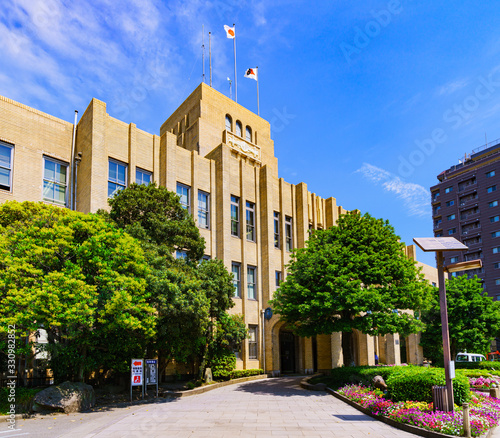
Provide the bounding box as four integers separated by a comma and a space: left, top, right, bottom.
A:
437, 138, 500, 181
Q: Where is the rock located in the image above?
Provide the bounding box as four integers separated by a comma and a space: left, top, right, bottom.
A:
372, 375, 388, 391
204, 367, 213, 383
33, 381, 96, 414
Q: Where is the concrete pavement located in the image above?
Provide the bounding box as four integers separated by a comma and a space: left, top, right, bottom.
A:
5, 376, 423, 438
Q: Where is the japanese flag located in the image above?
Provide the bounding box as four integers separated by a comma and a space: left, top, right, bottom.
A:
224, 25, 235, 39
244, 68, 258, 81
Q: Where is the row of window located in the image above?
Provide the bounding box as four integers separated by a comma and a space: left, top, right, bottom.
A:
108, 159, 152, 198
432, 173, 496, 201
225, 115, 254, 143
1, 140, 73, 205
231, 264, 282, 300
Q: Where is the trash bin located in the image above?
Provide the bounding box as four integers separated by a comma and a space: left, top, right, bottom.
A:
432, 386, 450, 411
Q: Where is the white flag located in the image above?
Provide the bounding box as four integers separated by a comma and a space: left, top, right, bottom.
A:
224, 25, 235, 39
244, 68, 258, 81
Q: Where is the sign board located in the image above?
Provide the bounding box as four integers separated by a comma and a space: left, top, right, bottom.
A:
413, 237, 468, 252
131, 359, 143, 386
145, 359, 158, 385
264, 307, 273, 320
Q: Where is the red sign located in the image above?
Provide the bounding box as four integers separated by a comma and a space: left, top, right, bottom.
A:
131, 359, 143, 386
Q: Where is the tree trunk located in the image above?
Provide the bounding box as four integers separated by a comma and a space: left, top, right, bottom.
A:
342, 331, 354, 367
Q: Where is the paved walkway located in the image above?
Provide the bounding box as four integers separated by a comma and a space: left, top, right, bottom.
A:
10, 376, 419, 438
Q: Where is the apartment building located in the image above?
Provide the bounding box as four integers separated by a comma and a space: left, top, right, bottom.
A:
0, 83, 437, 374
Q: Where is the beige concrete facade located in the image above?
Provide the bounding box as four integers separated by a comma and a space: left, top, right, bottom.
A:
0, 84, 438, 375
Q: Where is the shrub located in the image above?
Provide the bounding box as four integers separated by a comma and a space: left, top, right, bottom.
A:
230, 369, 264, 379
210, 350, 236, 380
325, 365, 409, 389
386, 367, 470, 405
455, 361, 500, 371
0, 387, 42, 414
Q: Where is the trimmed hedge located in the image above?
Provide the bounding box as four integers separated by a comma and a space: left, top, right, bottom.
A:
455, 361, 500, 371
325, 365, 409, 389
213, 368, 264, 381
386, 367, 471, 405
211, 351, 236, 380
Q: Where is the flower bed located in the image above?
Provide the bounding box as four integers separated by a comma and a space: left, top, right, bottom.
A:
337, 384, 500, 437
469, 376, 499, 390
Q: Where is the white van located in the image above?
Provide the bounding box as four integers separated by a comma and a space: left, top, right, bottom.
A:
455, 352, 486, 362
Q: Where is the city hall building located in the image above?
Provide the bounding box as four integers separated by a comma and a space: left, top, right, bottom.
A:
0, 83, 437, 375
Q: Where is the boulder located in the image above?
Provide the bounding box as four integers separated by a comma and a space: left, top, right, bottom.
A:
33, 381, 96, 414
204, 367, 213, 383
372, 375, 388, 391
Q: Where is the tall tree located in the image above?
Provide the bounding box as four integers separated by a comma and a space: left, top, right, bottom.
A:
271, 211, 430, 366
0, 201, 155, 382
105, 184, 246, 379
104, 182, 205, 263
420, 276, 500, 364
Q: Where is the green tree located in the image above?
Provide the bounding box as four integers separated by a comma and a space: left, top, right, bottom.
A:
0, 201, 155, 382
420, 276, 500, 364
105, 184, 246, 380
271, 211, 430, 366
104, 182, 205, 263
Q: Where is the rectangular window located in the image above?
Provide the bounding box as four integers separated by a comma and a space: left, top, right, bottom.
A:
43, 157, 68, 206
496, 279, 500, 285
136, 168, 152, 185
486, 170, 496, 178
108, 159, 127, 197
490, 201, 498, 208
274, 212, 280, 248
432, 191, 440, 201
497, 295, 500, 301
495, 263, 500, 269
248, 326, 258, 359
275, 270, 282, 288
232, 263, 241, 298
246, 201, 255, 241
493, 232, 500, 238
176, 183, 190, 212
445, 186, 453, 194
448, 228, 456, 235
247, 266, 257, 300
447, 214, 455, 221
0, 141, 13, 191
494, 247, 500, 254
488, 185, 497, 193
446, 200, 454, 207
435, 232, 443, 237
231, 196, 240, 237
285, 216, 293, 252
491, 216, 499, 223
198, 191, 210, 229
450, 257, 459, 263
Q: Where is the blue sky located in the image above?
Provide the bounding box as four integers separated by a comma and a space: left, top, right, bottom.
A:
2, 0, 500, 267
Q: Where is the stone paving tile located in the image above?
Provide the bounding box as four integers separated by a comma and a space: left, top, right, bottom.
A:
71, 377, 422, 438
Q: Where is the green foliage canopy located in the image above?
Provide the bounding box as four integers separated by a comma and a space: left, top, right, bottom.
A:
420, 276, 500, 364
271, 211, 430, 365
0, 201, 155, 380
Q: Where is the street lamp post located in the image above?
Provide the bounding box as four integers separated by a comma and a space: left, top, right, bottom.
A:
413, 237, 482, 412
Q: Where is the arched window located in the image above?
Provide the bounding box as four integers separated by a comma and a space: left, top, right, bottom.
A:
225, 115, 232, 132
245, 126, 252, 142
236, 120, 242, 137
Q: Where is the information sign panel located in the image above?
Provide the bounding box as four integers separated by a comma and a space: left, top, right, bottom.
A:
131, 359, 143, 386
413, 237, 468, 252
145, 359, 158, 385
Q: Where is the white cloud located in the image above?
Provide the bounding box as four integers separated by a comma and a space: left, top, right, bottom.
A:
438, 78, 469, 96
356, 163, 429, 217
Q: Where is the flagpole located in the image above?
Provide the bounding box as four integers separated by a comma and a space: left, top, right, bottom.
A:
202, 25, 205, 83
233, 23, 237, 103
256, 66, 259, 116
209, 32, 212, 87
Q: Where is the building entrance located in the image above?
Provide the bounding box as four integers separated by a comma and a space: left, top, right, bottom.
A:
280, 330, 296, 373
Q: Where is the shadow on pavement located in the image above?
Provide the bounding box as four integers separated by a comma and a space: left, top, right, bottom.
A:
333, 414, 375, 422
235, 376, 322, 397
